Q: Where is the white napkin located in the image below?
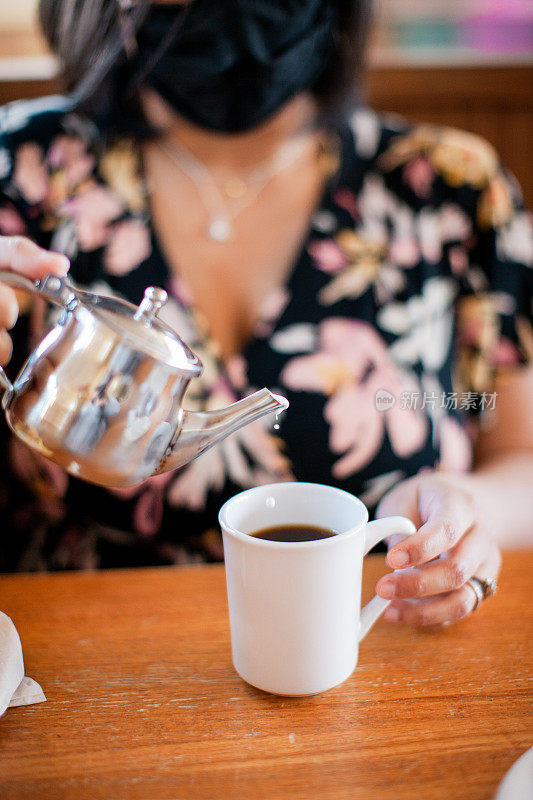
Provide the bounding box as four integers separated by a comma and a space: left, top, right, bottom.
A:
495, 748, 533, 800
0, 611, 46, 717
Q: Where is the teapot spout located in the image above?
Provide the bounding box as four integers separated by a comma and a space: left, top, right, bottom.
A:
156, 389, 289, 474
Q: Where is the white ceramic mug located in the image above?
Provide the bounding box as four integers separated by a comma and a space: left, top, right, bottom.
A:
219, 482, 416, 696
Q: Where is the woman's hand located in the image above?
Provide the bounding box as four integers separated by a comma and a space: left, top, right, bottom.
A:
375, 471, 501, 626
0, 236, 69, 365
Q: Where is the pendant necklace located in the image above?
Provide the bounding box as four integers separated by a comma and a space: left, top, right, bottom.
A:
157, 135, 315, 243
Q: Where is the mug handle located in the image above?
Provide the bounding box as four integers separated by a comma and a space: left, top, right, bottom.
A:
359, 516, 417, 642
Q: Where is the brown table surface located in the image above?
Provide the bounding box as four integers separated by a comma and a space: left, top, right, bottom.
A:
0, 553, 531, 800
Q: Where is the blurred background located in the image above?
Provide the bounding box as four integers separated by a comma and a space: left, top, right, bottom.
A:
0, 0, 532, 205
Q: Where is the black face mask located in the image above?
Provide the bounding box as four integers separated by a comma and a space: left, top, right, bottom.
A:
134, 0, 335, 133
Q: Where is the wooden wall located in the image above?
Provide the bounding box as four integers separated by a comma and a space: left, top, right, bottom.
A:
1, 65, 532, 207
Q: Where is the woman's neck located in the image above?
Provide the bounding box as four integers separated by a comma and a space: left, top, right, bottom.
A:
141, 90, 319, 174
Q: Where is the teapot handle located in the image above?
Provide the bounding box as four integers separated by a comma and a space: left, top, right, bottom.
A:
0, 271, 76, 394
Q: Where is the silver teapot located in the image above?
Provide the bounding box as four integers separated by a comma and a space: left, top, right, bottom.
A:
0, 272, 288, 488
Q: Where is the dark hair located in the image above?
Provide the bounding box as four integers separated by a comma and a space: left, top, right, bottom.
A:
39, 0, 373, 134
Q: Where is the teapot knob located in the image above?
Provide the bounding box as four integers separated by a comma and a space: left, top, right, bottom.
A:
134, 286, 168, 323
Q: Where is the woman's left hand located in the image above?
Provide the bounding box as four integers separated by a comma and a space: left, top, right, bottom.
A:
375, 471, 501, 626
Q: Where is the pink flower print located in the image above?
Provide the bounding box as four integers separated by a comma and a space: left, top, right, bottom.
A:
325, 366, 426, 478
59, 185, 124, 251
439, 204, 472, 243
388, 236, 419, 268
387, 203, 420, 269
169, 274, 195, 308
333, 188, 359, 219
13, 142, 48, 204
324, 384, 384, 477
132, 472, 174, 536
258, 286, 291, 324
225, 355, 248, 391
457, 314, 485, 349
40, 459, 68, 499
111, 471, 175, 537
308, 239, 349, 274
490, 335, 521, 367
254, 286, 290, 337
104, 218, 151, 275
438, 416, 472, 472
280, 350, 347, 395
47, 134, 95, 191
281, 318, 428, 478
449, 246, 469, 276
75, 219, 108, 252
317, 317, 391, 380
402, 155, 434, 199
382, 371, 430, 458
0, 205, 27, 235
317, 230, 405, 306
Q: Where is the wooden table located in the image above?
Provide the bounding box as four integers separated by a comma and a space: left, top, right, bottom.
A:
0, 553, 531, 800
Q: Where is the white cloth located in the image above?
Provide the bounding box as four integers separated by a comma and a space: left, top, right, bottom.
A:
0, 611, 46, 717
495, 748, 533, 800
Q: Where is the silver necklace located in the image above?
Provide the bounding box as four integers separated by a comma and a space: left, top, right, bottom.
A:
157, 135, 312, 242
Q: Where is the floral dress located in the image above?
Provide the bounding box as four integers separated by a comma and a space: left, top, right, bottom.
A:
0, 97, 531, 571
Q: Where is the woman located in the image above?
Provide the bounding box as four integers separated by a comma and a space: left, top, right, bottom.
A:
0, 1, 532, 626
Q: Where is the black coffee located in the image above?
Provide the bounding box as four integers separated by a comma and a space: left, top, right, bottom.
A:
250, 524, 337, 542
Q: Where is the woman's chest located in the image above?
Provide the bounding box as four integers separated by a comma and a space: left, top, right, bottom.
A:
144, 144, 325, 361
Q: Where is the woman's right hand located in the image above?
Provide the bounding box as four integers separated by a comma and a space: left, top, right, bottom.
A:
0, 236, 69, 365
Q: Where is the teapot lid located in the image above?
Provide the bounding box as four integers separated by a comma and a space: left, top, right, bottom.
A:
77, 285, 203, 375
